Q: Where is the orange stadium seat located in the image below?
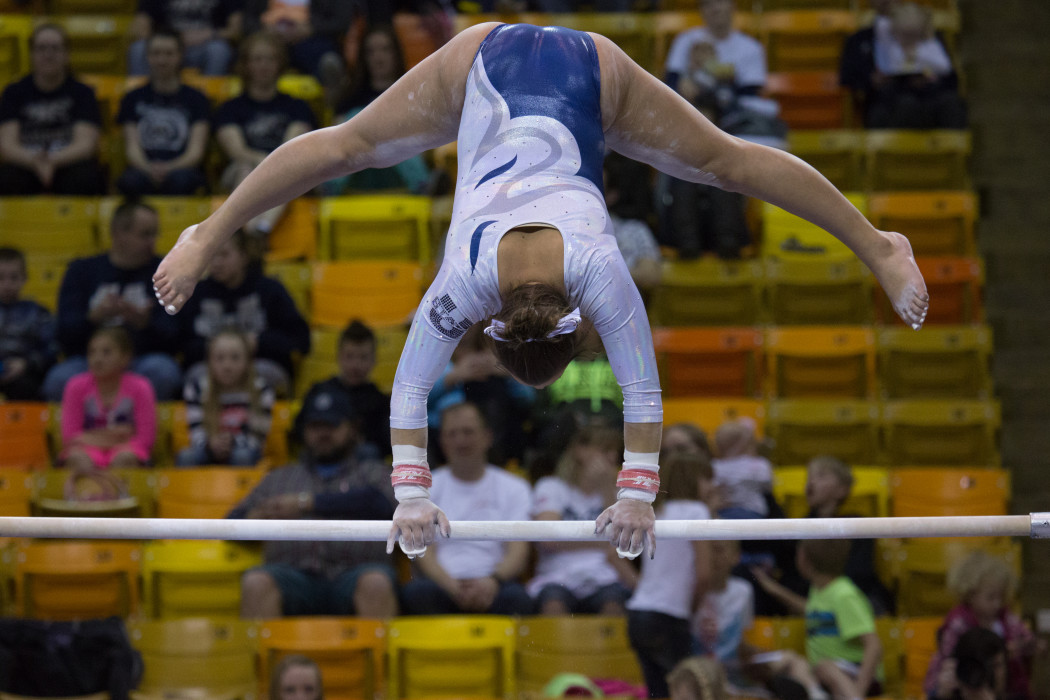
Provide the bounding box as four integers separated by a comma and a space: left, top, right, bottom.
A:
890, 468, 1010, 517
0, 473, 32, 517
311, 261, 425, 328
267, 197, 320, 262
652, 326, 764, 398
154, 467, 264, 519
0, 403, 51, 470
661, 398, 766, 438
877, 257, 983, 326
744, 616, 806, 653
763, 71, 849, 129
14, 540, 142, 619
517, 616, 643, 693
901, 617, 942, 700
318, 195, 433, 264
765, 326, 876, 398
868, 191, 977, 257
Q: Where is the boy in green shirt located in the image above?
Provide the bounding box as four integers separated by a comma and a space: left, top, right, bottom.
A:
753, 539, 883, 700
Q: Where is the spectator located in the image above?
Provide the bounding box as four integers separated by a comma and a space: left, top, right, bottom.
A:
117, 30, 211, 196
270, 654, 323, 700
231, 388, 397, 618
667, 656, 728, 700
400, 401, 533, 615
661, 0, 766, 259
60, 327, 157, 472
177, 329, 275, 467
924, 551, 1043, 700
180, 228, 310, 397
711, 417, 772, 519
243, 0, 354, 89
295, 319, 391, 460
128, 0, 242, 76
325, 25, 432, 194
528, 425, 637, 616
214, 32, 317, 245
752, 539, 884, 700
661, 422, 714, 463
43, 199, 182, 402
0, 247, 58, 400
930, 627, 1010, 700
0, 24, 103, 195
627, 452, 713, 699
841, 0, 965, 129
603, 152, 662, 292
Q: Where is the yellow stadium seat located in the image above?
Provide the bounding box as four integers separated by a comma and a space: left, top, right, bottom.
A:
786, 130, 866, 191
21, 258, 65, 312
267, 197, 320, 262
141, 540, 262, 619
890, 468, 1010, 518
767, 399, 881, 465
45, 15, 131, 75
868, 191, 977, 257
0, 197, 98, 263
650, 259, 765, 326
0, 473, 32, 517
743, 616, 806, 653
865, 130, 971, 191
98, 196, 212, 255
387, 615, 517, 700
764, 256, 874, 325
181, 74, 238, 107
773, 465, 890, 519
762, 192, 867, 260
876, 257, 983, 327
881, 399, 1000, 466
652, 326, 764, 398
276, 74, 327, 124
266, 260, 312, 320
759, 10, 858, 73
901, 617, 942, 700
154, 467, 264, 519
258, 618, 387, 700
14, 540, 141, 619
516, 616, 643, 693
0, 403, 51, 471
319, 195, 433, 263
661, 398, 766, 438
765, 326, 876, 398
763, 71, 849, 129
128, 618, 258, 699
889, 537, 1020, 616
877, 325, 992, 399
311, 261, 425, 328
876, 617, 905, 700
0, 15, 31, 86
30, 467, 156, 518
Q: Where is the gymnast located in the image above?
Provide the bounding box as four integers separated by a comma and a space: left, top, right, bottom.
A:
152, 22, 929, 560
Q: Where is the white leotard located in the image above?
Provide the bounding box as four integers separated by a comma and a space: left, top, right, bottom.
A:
390, 24, 662, 430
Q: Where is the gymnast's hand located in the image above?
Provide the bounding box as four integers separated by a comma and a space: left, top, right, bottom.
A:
388, 497, 451, 559
595, 498, 656, 560
152, 224, 209, 315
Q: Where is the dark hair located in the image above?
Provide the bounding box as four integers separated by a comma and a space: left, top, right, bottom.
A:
358, 25, 406, 84
0, 247, 26, 274
111, 198, 156, 235
799, 539, 852, 578
656, 451, 713, 509
339, 319, 376, 350
487, 283, 585, 387
236, 31, 288, 83
147, 27, 183, 52
90, 326, 134, 356
662, 422, 713, 462
952, 627, 1006, 691
439, 400, 489, 431
30, 23, 68, 51
269, 654, 323, 700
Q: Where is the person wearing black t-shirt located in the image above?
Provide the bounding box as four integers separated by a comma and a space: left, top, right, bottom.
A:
214, 32, 316, 242
128, 0, 243, 76
0, 24, 103, 195
117, 30, 211, 196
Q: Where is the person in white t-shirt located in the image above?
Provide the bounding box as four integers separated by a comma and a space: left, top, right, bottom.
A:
528, 425, 639, 615
711, 417, 773, 519
627, 452, 714, 699
399, 402, 534, 615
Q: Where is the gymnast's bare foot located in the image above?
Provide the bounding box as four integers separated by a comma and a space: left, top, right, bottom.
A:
869, 230, 929, 329
153, 224, 209, 315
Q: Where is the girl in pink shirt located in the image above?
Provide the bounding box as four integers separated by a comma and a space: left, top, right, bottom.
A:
61, 327, 157, 471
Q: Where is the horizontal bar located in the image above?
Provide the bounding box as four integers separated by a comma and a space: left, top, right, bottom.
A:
0, 514, 1040, 542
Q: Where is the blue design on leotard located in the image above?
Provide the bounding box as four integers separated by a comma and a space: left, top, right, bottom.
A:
469, 220, 498, 274
476, 155, 517, 190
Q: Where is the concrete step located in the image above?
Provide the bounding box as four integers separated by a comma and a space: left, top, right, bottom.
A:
981, 248, 1050, 282
980, 188, 1050, 227
987, 310, 1050, 352
1000, 419, 1050, 469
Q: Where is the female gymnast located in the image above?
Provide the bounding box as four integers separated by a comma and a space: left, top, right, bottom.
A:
152, 23, 929, 559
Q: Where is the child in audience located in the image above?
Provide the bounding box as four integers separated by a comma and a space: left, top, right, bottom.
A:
528, 425, 638, 616
752, 539, 884, 700
0, 247, 57, 400
925, 551, 1042, 700
667, 656, 727, 700
711, 417, 772, 519
929, 627, 1010, 700
60, 327, 156, 472
177, 329, 275, 467
627, 452, 713, 699
270, 654, 323, 700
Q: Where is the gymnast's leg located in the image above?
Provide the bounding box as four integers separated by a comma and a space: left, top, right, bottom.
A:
592, 34, 929, 329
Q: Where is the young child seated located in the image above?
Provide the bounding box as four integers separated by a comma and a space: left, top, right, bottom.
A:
0, 247, 57, 400
752, 539, 884, 700
177, 329, 276, 467
60, 327, 156, 472
711, 417, 773, 519
925, 551, 1042, 700
929, 627, 1009, 700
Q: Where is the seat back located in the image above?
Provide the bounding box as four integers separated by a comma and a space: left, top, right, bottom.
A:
258, 617, 386, 700
890, 468, 1010, 517
764, 257, 873, 325
267, 197, 320, 262
743, 616, 806, 654
15, 540, 141, 619
516, 616, 643, 693
128, 617, 258, 695
0, 403, 51, 470
901, 617, 943, 700
892, 538, 1020, 616
311, 261, 425, 328
319, 195, 433, 264
762, 193, 867, 260
0, 198, 99, 263
877, 325, 992, 399
0, 473, 33, 517
650, 259, 764, 326
787, 130, 865, 191
154, 467, 265, 519
881, 400, 1000, 466
265, 261, 313, 320
387, 615, 516, 699
865, 130, 971, 191
763, 71, 848, 129
21, 258, 66, 312
142, 540, 263, 619
765, 326, 876, 398
49, 15, 131, 74
877, 256, 983, 326
767, 399, 880, 465
0, 15, 31, 86
652, 327, 764, 398
876, 617, 905, 700
867, 191, 977, 256
760, 10, 858, 72
661, 398, 767, 438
